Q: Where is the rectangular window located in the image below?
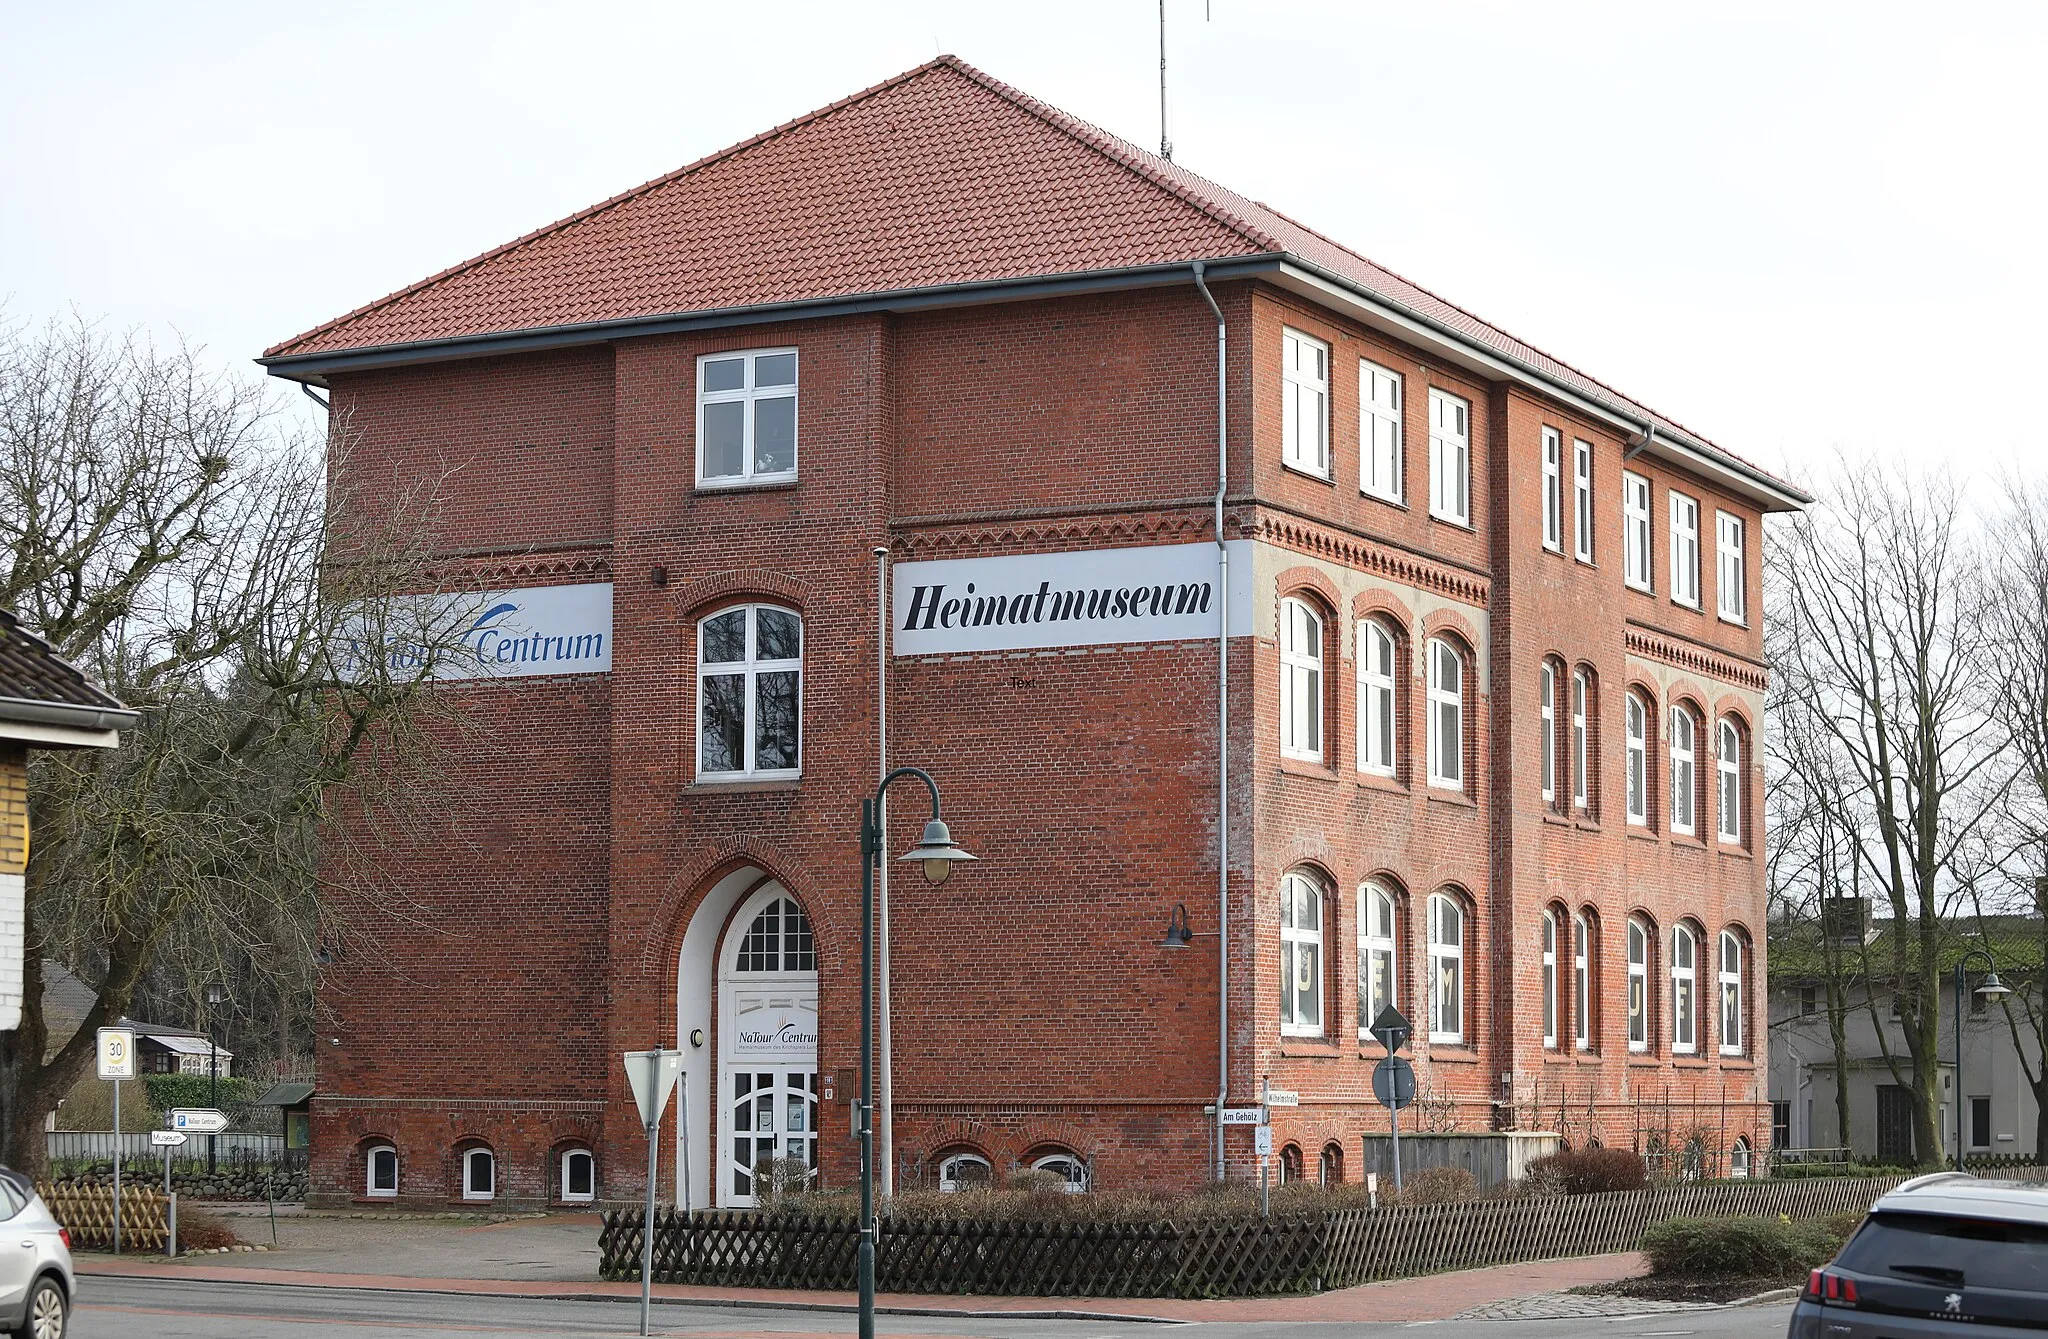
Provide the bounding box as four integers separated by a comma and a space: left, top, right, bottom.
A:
1573, 439, 1594, 562
1623, 472, 1652, 591
1772, 1101, 1791, 1150
1571, 670, 1589, 810
1970, 1096, 1992, 1151
697, 348, 798, 485
1669, 490, 1701, 607
1427, 639, 1463, 789
1428, 388, 1470, 525
1282, 329, 1330, 477
1716, 511, 1746, 623
1541, 428, 1562, 551
1360, 360, 1402, 502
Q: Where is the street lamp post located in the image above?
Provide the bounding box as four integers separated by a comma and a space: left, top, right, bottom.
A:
857, 768, 975, 1339
204, 982, 227, 1175
1951, 947, 2010, 1168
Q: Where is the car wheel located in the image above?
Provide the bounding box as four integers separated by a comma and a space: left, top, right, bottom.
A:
14, 1278, 65, 1339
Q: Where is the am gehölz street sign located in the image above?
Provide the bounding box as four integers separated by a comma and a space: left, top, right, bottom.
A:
1218, 1107, 1265, 1125
167, 1108, 229, 1134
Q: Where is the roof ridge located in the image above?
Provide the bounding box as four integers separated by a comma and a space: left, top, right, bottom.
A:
934, 55, 1284, 255
263, 56, 959, 359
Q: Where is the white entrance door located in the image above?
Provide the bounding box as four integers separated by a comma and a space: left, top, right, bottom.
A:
718, 892, 818, 1207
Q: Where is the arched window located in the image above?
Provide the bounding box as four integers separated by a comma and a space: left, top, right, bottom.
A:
462, 1147, 496, 1201
1627, 916, 1652, 1052
1358, 882, 1398, 1040
1719, 930, 1746, 1056
1319, 1141, 1344, 1187
1669, 704, 1697, 835
1426, 638, 1464, 789
1718, 719, 1744, 844
1356, 619, 1398, 777
1031, 1151, 1090, 1194
1280, 597, 1324, 762
1625, 692, 1650, 826
1730, 1136, 1752, 1179
1428, 893, 1465, 1044
936, 1151, 992, 1193
698, 604, 802, 780
366, 1144, 398, 1199
1539, 660, 1558, 803
1572, 668, 1592, 811
734, 896, 816, 973
1671, 924, 1698, 1053
560, 1148, 595, 1202
1280, 871, 1324, 1036
1278, 1143, 1304, 1184
1541, 909, 1559, 1049
1572, 912, 1593, 1051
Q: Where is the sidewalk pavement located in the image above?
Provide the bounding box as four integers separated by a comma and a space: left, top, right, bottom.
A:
78, 1236, 1652, 1324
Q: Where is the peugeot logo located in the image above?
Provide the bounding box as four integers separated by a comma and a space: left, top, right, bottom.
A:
1944, 1293, 1962, 1313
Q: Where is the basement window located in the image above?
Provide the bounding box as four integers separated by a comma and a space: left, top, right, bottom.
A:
367, 1145, 397, 1198
463, 1148, 496, 1201
561, 1148, 595, 1203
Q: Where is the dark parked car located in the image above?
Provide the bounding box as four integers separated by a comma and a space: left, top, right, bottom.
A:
1789, 1172, 2048, 1338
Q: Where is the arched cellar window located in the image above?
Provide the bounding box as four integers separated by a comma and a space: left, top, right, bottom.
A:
1031, 1151, 1090, 1194
560, 1148, 595, 1203
1730, 1136, 1752, 1179
462, 1147, 495, 1202
1278, 1143, 1303, 1185
366, 1144, 397, 1199
936, 1151, 993, 1193
1319, 1141, 1343, 1186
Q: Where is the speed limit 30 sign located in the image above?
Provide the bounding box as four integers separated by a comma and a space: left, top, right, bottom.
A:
95, 1027, 136, 1080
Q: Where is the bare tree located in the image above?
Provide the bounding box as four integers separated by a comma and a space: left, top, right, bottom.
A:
0, 315, 473, 1175
1768, 461, 2008, 1166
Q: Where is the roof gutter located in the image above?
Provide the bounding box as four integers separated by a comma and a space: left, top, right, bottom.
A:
0, 695, 140, 733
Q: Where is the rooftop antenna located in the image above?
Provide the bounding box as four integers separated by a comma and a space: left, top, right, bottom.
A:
1159, 1, 1210, 163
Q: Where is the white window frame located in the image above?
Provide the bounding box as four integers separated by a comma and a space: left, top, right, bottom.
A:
463, 1147, 496, 1202
1730, 1137, 1751, 1179
1031, 1152, 1090, 1194
1428, 893, 1465, 1044
1359, 881, 1398, 1040
1428, 388, 1471, 525
696, 347, 799, 485
1573, 439, 1595, 563
1719, 930, 1744, 1055
1573, 912, 1591, 1050
1625, 692, 1649, 826
1541, 427, 1563, 552
1669, 705, 1697, 835
1280, 871, 1325, 1037
1716, 510, 1746, 623
1627, 918, 1650, 1052
937, 1152, 992, 1193
1282, 328, 1330, 478
561, 1148, 595, 1203
1623, 472, 1653, 591
1541, 909, 1559, 1049
1669, 490, 1701, 608
1356, 619, 1397, 777
1672, 925, 1697, 1054
696, 604, 804, 782
1426, 637, 1464, 790
1279, 597, 1324, 762
1571, 668, 1590, 811
1718, 719, 1743, 845
1539, 661, 1557, 803
1360, 359, 1403, 503
367, 1144, 398, 1198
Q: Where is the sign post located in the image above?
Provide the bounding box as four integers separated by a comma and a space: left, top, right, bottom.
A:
96, 1028, 135, 1254
623, 1049, 682, 1339
153, 1129, 187, 1256
1368, 1005, 1415, 1193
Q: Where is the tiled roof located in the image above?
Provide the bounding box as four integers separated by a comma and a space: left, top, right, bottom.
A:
0, 610, 130, 715
265, 55, 1793, 496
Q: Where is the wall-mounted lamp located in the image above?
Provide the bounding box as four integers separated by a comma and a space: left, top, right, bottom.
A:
689, 1028, 706, 1048
1160, 903, 1219, 950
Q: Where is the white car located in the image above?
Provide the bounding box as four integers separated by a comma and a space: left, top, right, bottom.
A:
0, 1170, 71, 1339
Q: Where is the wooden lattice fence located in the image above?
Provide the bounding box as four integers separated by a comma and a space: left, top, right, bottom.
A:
36, 1181, 168, 1252
601, 1169, 2041, 1299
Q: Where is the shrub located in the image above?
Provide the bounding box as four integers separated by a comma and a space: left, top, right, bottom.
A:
1395, 1166, 1476, 1205
1527, 1147, 1648, 1195
175, 1207, 242, 1252
1641, 1215, 1839, 1279
140, 1075, 259, 1127
1769, 1161, 1891, 1180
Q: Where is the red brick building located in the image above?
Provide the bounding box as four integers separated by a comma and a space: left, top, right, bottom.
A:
263, 57, 1806, 1209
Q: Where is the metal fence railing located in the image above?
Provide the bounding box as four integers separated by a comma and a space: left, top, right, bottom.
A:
46, 1131, 299, 1172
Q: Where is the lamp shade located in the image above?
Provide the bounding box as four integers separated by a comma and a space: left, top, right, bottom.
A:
1161, 903, 1194, 949
899, 818, 976, 885
1976, 971, 2013, 1001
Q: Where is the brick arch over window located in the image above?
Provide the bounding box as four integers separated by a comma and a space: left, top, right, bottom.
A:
1418, 608, 1481, 662
1272, 565, 1343, 618
636, 840, 837, 984
667, 567, 816, 622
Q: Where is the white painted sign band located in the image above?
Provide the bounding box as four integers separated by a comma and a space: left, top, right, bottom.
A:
339, 583, 613, 682
892, 541, 1252, 657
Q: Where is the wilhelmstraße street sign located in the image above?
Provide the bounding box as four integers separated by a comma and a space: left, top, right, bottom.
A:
1264, 1088, 1300, 1108
1372, 1056, 1417, 1111
149, 1130, 188, 1147
1218, 1107, 1265, 1125
95, 1027, 135, 1080
168, 1108, 229, 1134
1368, 1004, 1412, 1054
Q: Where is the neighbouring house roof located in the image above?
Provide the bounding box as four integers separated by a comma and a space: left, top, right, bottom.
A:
1770, 915, 2045, 983
260, 55, 1806, 512
253, 1082, 314, 1108
0, 610, 138, 746
141, 1032, 229, 1058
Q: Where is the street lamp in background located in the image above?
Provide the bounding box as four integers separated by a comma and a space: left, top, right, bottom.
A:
856, 768, 975, 1339
205, 982, 227, 1174
1952, 946, 2011, 1168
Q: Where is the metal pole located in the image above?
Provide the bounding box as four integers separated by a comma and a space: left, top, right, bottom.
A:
163, 1143, 173, 1257
858, 799, 878, 1339
875, 545, 894, 1200
112, 1079, 122, 1255
1390, 1092, 1403, 1192
640, 1097, 658, 1337
1954, 960, 1964, 1169
209, 1032, 219, 1176
677, 1070, 690, 1210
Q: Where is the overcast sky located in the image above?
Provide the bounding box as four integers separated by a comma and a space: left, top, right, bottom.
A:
4, 1, 2041, 485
